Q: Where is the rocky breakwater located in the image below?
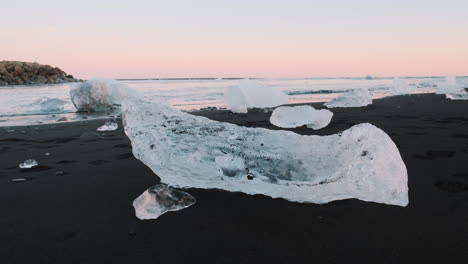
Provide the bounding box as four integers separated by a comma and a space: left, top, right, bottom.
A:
0, 61, 80, 86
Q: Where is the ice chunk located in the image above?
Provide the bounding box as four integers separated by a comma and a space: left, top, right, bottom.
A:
97, 121, 118, 131
122, 97, 408, 206
19, 159, 38, 169
270, 105, 333, 130
224, 79, 288, 113
435, 76, 468, 100
70, 78, 141, 112
28, 97, 66, 113
133, 184, 196, 220
324, 89, 372, 108
391, 78, 415, 95
365, 75, 374, 80
436, 76, 465, 94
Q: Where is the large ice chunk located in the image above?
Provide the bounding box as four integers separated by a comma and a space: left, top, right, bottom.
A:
122, 97, 408, 206
391, 78, 415, 95
133, 184, 196, 220
70, 78, 141, 112
436, 76, 468, 100
324, 89, 372, 108
270, 105, 333, 130
224, 79, 288, 113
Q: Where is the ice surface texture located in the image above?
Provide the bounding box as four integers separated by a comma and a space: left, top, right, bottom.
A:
97, 121, 118, 131
122, 97, 408, 206
19, 159, 38, 169
270, 105, 333, 130
70, 79, 141, 112
324, 89, 372, 108
224, 80, 288, 113
391, 78, 415, 95
133, 184, 196, 220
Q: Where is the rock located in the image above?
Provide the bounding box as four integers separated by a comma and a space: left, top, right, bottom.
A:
0, 61, 81, 86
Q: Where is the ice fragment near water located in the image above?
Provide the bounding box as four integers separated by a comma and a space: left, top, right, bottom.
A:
122, 97, 408, 206
436, 76, 468, 100
70, 79, 141, 112
224, 79, 288, 113
133, 184, 196, 220
270, 105, 333, 130
325, 89, 372, 108
27, 97, 66, 113
97, 121, 118, 131
19, 159, 38, 169
391, 78, 415, 95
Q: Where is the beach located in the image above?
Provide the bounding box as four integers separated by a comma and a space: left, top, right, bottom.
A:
1, 93, 467, 263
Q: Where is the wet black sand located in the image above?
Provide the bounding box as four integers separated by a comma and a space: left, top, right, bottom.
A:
1, 93, 467, 263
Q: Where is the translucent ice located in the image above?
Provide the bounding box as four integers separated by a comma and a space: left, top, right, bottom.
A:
133, 184, 196, 220
436, 76, 465, 94
70, 78, 141, 112
224, 79, 288, 113
324, 89, 372, 108
19, 159, 38, 169
28, 97, 66, 113
391, 78, 415, 95
97, 121, 118, 131
270, 105, 333, 130
122, 97, 408, 206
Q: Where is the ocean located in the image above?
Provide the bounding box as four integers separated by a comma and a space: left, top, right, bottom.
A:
0, 77, 463, 127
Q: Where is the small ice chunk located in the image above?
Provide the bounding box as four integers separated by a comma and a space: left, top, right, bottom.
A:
270, 105, 333, 130
70, 78, 141, 112
28, 97, 66, 113
365, 75, 374, 80
391, 78, 415, 95
325, 89, 372, 108
19, 159, 38, 169
133, 184, 196, 220
10, 178, 28, 182
446, 92, 468, 100
224, 79, 288, 113
97, 121, 118, 131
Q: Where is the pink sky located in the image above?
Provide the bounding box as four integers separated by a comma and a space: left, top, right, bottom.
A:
2, 1, 468, 79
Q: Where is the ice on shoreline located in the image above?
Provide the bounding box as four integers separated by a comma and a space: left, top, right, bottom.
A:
122, 96, 408, 206
97, 121, 118, 131
391, 78, 415, 95
70, 79, 141, 112
270, 105, 333, 130
436, 76, 468, 100
27, 97, 66, 113
224, 79, 288, 113
325, 89, 372, 108
19, 159, 38, 169
133, 184, 196, 220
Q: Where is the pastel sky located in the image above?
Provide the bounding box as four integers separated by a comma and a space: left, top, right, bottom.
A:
2, 0, 468, 78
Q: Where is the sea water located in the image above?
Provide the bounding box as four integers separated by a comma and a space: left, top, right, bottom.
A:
0, 77, 463, 127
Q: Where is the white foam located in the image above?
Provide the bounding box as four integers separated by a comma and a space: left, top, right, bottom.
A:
325, 89, 372, 108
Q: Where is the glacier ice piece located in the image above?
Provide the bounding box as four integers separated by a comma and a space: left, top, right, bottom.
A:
436, 76, 465, 94
133, 184, 196, 220
446, 93, 468, 100
122, 96, 409, 206
27, 97, 66, 113
391, 78, 415, 95
224, 79, 288, 113
97, 121, 118, 131
70, 78, 141, 112
324, 89, 372, 108
19, 159, 38, 169
270, 105, 333, 130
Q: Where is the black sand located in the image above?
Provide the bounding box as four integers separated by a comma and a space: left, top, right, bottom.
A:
1, 93, 467, 263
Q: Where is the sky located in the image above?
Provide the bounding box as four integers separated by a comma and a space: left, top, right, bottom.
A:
1, 0, 468, 79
